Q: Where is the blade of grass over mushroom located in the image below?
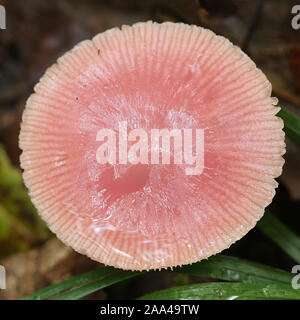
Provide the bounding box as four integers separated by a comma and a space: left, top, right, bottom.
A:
258, 211, 300, 264
138, 283, 300, 300
21, 267, 141, 300
172, 255, 292, 284
277, 106, 300, 146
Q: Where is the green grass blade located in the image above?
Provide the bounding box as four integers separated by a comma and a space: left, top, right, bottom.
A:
21, 267, 141, 300
138, 282, 300, 300
21, 267, 116, 300
277, 106, 300, 146
54, 271, 141, 300
173, 255, 292, 284
258, 211, 300, 264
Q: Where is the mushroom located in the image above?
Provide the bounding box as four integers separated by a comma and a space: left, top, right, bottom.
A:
19, 22, 285, 271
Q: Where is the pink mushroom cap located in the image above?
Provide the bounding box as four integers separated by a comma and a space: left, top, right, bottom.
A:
19, 21, 285, 271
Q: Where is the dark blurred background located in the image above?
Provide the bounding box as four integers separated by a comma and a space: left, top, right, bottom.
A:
0, 0, 299, 299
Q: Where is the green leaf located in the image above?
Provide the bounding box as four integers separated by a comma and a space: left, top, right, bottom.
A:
138, 282, 300, 300
174, 254, 292, 284
21, 267, 142, 300
277, 106, 300, 146
258, 211, 300, 264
